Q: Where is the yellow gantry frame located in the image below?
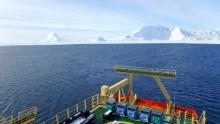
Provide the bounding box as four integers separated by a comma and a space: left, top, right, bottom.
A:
113, 65, 176, 114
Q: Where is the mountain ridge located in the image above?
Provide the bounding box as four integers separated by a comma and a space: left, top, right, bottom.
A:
122, 25, 220, 41
36, 26, 220, 45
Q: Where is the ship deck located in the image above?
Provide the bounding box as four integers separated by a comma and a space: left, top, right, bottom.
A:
91, 105, 145, 124
91, 104, 195, 124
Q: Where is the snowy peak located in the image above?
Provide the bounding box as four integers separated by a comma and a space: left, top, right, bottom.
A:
132, 25, 170, 40
127, 25, 220, 41
170, 27, 185, 40
41, 32, 61, 42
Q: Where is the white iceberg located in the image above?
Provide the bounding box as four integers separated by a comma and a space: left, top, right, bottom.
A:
41, 32, 61, 42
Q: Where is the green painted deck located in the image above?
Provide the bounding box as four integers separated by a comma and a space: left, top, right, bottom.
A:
91, 106, 145, 124
91, 105, 194, 124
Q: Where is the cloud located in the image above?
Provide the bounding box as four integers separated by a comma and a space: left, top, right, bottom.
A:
0, 0, 220, 43
0, 0, 140, 31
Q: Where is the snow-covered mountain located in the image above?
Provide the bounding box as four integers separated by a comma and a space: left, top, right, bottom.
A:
190, 31, 220, 40
119, 25, 220, 41
169, 27, 185, 40
41, 32, 61, 42
132, 25, 170, 40
33, 26, 220, 45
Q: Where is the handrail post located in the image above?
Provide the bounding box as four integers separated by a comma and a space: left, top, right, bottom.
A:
66, 108, 70, 118
84, 99, 87, 110
184, 111, 187, 122
92, 96, 94, 108
199, 111, 206, 124
76, 104, 79, 112
192, 115, 194, 124
55, 114, 59, 124
118, 90, 121, 103
18, 112, 21, 120
97, 94, 99, 105
10, 115, 13, 124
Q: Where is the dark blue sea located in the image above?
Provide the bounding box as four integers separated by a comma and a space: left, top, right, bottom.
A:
0, 44, 219, 124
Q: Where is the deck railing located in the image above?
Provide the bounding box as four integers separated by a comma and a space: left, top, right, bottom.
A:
0, 107, 37, 124
41, 94, 100, 124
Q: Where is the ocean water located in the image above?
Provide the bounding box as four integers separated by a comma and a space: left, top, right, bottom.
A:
0, 44, 219, 124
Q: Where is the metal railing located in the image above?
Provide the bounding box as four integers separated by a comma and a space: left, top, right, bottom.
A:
41, 94, 100, 124
0, 107, 37, 124
199, 111, 206, 124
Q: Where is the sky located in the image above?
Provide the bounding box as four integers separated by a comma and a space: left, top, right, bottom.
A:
0, 0, 220, 43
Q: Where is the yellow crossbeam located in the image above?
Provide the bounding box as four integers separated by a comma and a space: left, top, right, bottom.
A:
114, 65, 176, 79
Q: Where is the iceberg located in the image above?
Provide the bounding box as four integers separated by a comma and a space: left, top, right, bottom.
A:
41, 32, 61, 42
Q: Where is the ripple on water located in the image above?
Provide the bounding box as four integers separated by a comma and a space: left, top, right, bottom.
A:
0, 44, 220, 124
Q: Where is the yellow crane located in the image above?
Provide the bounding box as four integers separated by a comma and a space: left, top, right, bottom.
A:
100, 65, 176, 114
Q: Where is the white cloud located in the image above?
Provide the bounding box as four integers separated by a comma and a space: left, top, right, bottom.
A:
0, 0, 220, 43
